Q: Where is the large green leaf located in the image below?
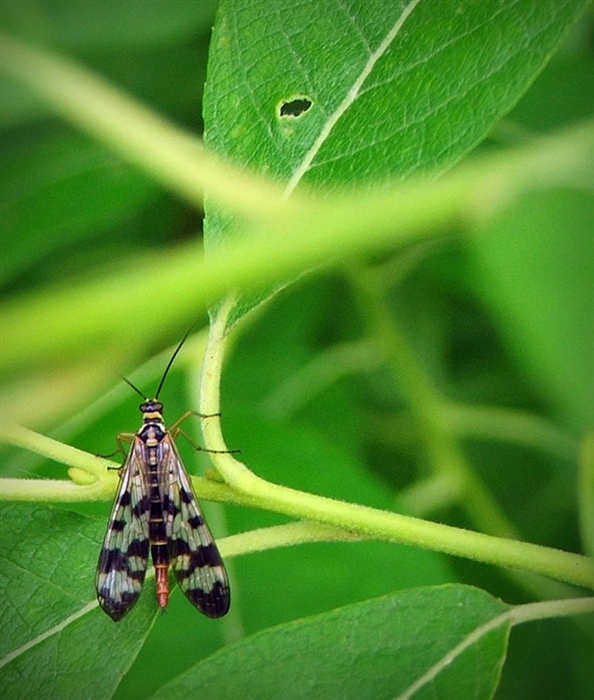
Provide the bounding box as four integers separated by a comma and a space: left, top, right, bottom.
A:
203, 0, 588, 247
205, 0, 588, 188
152, 585, 510, 700
0, 504, 158, 699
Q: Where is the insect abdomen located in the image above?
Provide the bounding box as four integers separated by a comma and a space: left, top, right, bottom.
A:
146, 435, 171, 609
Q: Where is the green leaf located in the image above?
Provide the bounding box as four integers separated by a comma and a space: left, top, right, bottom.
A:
151, 585, 510, 700
205, 0, 587, 188
0, 504, 155, 699
203, 0, 589, 327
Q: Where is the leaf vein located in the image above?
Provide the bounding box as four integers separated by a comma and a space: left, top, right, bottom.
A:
282, 0, 424, 197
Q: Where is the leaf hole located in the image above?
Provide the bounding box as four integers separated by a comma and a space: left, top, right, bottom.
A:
279, 96, 313, 118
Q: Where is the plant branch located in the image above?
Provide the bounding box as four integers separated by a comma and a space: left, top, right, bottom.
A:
190, 294, 594, 591
0, 34, 293, 221
1, 423, 593, 589
1, 421, 113, 481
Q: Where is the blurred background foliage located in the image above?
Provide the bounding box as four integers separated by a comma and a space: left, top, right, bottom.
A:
1, 2, 593, 700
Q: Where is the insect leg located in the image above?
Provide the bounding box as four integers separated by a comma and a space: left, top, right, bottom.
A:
168, 410, 220, 434
97, 432, 135, 463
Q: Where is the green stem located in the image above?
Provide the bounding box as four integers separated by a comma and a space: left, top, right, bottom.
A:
510, 597, 594, 625
191, 294, 594, 591
220, 522, 360, 559
1, 423, 593, 590
1, 421, 114, 481
242, 471, 594, 590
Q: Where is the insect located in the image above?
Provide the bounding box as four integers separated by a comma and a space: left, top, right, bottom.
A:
95, 334, 230, 621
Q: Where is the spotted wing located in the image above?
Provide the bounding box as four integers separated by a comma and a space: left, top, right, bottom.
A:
96, 438, 150, 621
160, 437, 230, 618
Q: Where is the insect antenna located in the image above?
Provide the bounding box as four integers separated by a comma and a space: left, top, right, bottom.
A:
155, 325, 195, 399
119, 374, 147, 399
119, 325, 197, 401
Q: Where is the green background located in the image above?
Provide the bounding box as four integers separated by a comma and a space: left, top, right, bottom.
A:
1, 1, 593, 699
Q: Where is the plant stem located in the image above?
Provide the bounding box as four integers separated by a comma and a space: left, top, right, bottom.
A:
1, 421, 113, 481
0, 34, 291, 220
2, 421, 593, 589
193, 294, 594, 591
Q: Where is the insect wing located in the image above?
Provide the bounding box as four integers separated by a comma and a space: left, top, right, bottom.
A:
160, 437, 230, 618
96, 439, 150, 621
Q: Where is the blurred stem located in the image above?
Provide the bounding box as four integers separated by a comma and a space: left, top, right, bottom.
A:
260, 338, 383, 419
2, 117, 593, 373
371, 404, 579, 462
0, 34, 291, 220
446, 403, 579, 461
347, 264, 518, 540
398, 475, 461, 515
1, 31, 593, 376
